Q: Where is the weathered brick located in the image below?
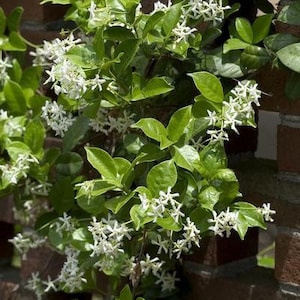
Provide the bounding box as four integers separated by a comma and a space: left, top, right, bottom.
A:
1, 0, 68, 23
184, 229, 258, 267
275, 231, 300, 285
278, 126, 300, 173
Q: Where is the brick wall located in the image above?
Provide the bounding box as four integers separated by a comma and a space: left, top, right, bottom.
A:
0, 1, 300, 299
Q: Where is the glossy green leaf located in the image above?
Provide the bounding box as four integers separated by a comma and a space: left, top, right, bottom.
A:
85, 147, 117, 181
264, 33, 300, 52
162, 3, 182, 37
77, 194, 105, 215
7, 7, 23, 32
105, 192, 135, 214
130, 204, 153, 230
124, 133, 147, 154
235, 17, 253, 43
198, 186, 220, 210
189, 72, 224, 102
118, 284, 132, 300
114, 39, 140, 74
24, 120, 45, 155
63, 115, 89, 152
4, 79, 27, 114
0, 8, 6, 36
6, 141, 31, 161
223, 38, 250, 53
277, 1, 300, 25
71, 228, 93, 252
172, 145, 200, 172
133, 144, 166, 165
143, 11, 164, 37
241, 45, 270, 69
56, 152, 83, 176
156, 216, 182, 231
277, 43, 300, 72
146, 160, 177, 196
49, 177, 74, 215
252, 14, 273, 44
66, 45, 97, 68
3, 31, 26, 51
104, 26, 135, 41
167, 105, 194, 142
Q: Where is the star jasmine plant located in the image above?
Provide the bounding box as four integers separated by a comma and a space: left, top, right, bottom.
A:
0, 1, 279, 299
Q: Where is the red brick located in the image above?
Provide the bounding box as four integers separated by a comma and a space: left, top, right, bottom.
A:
21, 246, 65, 280
275, 232, 300, 285
257, 66, 300, 114
183, 267, 282, 300
184, 229, 258, 267
278, 126, 300, 173
0, 0, 68, 23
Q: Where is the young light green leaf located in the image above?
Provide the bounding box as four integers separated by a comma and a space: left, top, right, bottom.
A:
235, 17, 253, 43
252, 14, 273, 44
146, 160, 177, 196
167, 105, 194, 142
143, 11, 164, 37
85, 147, 117, 181
7, 7, 23, 32
156, 216, 182, 231
198, 186, 221, 210
77, 194, 105, 215
24, 120, 45, 156
172, 145, 200, 172
223, 38, 250, 54
118, 284, 132, 300
162, 3, 182, 37
4, 79, 27, 114
188, 72, 224, 103
105, 192, 135, 214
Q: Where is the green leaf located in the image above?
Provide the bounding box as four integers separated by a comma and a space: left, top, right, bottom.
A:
24, 120, 45, 155
113, 157, 134, 188
190, 207, 211, 233
277, 43, 300, 73
143, 11, 164, 38
4, 79, 27, 114
4, 31, 26, 51
66, 45, 97, 68
156, 216, 182, 231
21, 66, 42, 90
118, 284, 132, 300
63, 115, 89, 152
7, 141, 31, 161
143, 77, 174, 99
76, 180, 115, 198
93, 27, 105, 59
114, 39, 140, 74
124, 133, 147, 154
277, 1, 300, 25
167, 106, 194, 142
172, 145, 200, 172
133, 144, 166, 165
132, 118, 173, 149
162, 3, 182, 37
49, 177, 74, 215
241, 45, 270, 69
56, 152, 83, 176
85, 147, 117, 181
0, 8, 6, 36
235, 17, 253, 43
146, 160, 177, 196
252, 14, 273, 44
232, 202, 266, 229
188, 72, 224, 103
105, 192, 135, 214
130, 204, 153, 230
264, 33, 300, 52
223, 38, 250, 53
77, 194, 105, 215
236, 213, 249, 240
198, 186, 221, 210
7, 7, 23, 32
104, 26, 135, 41
71, 228, 93, 252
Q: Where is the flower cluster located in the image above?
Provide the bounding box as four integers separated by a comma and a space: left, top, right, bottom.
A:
138, 187, 184, 223
208, 208, 238, 238
0, 52, 12, 86
206, 80, 262, 143
259, 203, 276, 222
41, 100, 75, 137
9, 231, 47, 259
0, 153, 38, 186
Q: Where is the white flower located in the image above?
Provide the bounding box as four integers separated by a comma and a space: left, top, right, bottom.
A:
151, 233, 172, 255
140, 254, 164, 276
172, 20, 197, 44
155, 271, 179, 292
259, 203, 275, 222
41, 100, 75, 137
55, 212, 76, 235
9, 231, 47, 260
25, 272, 45, 300
152, 0, 172, 13
208, 208, 238, 237
184, 0, 230, 25
57, 247, 87, 293
89, 74, 106, 91
0, 53, 12, 85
